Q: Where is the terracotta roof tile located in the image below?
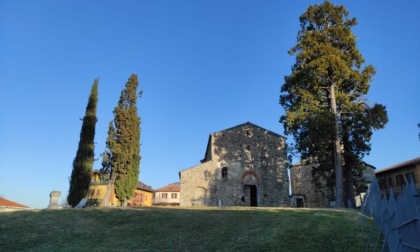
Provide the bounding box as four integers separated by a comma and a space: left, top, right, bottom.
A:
154, 184, 180, 192
0, 197, 30, 209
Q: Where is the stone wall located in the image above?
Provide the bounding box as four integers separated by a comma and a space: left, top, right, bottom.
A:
180, 122, 290, 207
290, 162, 377, 208
290, 163, 332, 208
180, 161, 214, 206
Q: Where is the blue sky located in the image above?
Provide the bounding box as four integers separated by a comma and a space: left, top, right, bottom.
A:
1, 1, 419, 209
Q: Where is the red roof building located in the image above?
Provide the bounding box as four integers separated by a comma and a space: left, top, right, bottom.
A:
153, 183, 180, 206
0, 197, 30, 212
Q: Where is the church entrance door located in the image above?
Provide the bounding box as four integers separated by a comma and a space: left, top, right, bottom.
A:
244, 185, 258, 207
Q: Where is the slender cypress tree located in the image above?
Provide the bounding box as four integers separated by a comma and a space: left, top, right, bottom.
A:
68, 79, 99, 207
100, 121, 116, 176
106, 74, 141, 206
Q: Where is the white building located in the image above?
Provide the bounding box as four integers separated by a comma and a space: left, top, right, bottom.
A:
153, 183, 180, 206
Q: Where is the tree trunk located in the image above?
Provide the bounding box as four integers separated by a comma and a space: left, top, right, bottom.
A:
342, 117, 355, 208
329, 85, 344, 208
344, 161, 355, 208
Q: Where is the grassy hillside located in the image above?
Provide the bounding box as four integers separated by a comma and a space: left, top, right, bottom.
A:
0, 207, 374, 251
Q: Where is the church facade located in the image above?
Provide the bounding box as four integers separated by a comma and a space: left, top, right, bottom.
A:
179, 122, 290, 207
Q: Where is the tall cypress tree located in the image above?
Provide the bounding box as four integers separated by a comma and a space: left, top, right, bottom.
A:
68, 79, 99, 207
100, 121, 116, 176
106, 74, 141, 206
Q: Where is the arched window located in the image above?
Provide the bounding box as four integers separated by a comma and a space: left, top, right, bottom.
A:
222, 167, 228, 180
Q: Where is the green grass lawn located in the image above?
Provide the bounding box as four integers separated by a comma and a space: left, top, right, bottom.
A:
0, 207, 375, 251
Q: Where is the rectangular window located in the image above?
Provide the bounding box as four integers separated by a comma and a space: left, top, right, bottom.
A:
222, 167, 228, 180
162, 193, 168, 199
89, 189, 94, 196
96, 189, 101, 196
406, 172, 416, 183
378, 179, 387, 190
388, 177, 393, 188
396, 175, 405, 187
171, 193, 177, 199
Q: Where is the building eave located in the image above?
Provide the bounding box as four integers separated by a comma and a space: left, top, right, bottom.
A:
375, 157, 420, 174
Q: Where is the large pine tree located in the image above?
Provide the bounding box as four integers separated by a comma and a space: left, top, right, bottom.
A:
280, 1, 387, 207
68, 79, 99, 207
104, 74, 141, 206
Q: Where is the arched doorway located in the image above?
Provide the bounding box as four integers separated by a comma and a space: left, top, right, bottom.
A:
194, 187, 206, 206
241, 171, 260, 207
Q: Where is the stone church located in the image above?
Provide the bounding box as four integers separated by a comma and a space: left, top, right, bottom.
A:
179, 122, 290, 207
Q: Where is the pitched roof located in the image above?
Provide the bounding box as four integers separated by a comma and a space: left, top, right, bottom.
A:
0, 197, 30, 209
154, 184, 180, 192
180, 122, 286, 174
214, 122, 285, 139
376, 157, 420, 174
362, 161, 376, 170
137, 181, 153, 192
201, 122, 285, 162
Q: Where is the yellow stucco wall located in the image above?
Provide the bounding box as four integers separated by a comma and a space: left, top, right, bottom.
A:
88, 172, 151, 207
87, 184, 107, 200
87, 183, 120, 206
141, 190, 153, 206
128, 189, 153, 206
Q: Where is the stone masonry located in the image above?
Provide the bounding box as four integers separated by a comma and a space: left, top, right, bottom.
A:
290, 161, 375, 208
289, 163, 332, 208
179, 122, 290, 207
48, 191, 61, 209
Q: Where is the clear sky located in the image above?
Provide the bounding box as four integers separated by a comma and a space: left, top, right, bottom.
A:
1, 1, 419, 209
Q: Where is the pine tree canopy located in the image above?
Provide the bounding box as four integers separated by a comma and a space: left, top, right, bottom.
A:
68, 79, 98, 207
280, 1, 388, 207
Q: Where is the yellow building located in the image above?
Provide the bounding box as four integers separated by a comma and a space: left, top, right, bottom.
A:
127, 182, 154, 207
86, 170, 120, 207
86, 170, 153, 207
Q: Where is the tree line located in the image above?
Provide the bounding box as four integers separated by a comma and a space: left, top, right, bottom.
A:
67, 74, 141, 207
